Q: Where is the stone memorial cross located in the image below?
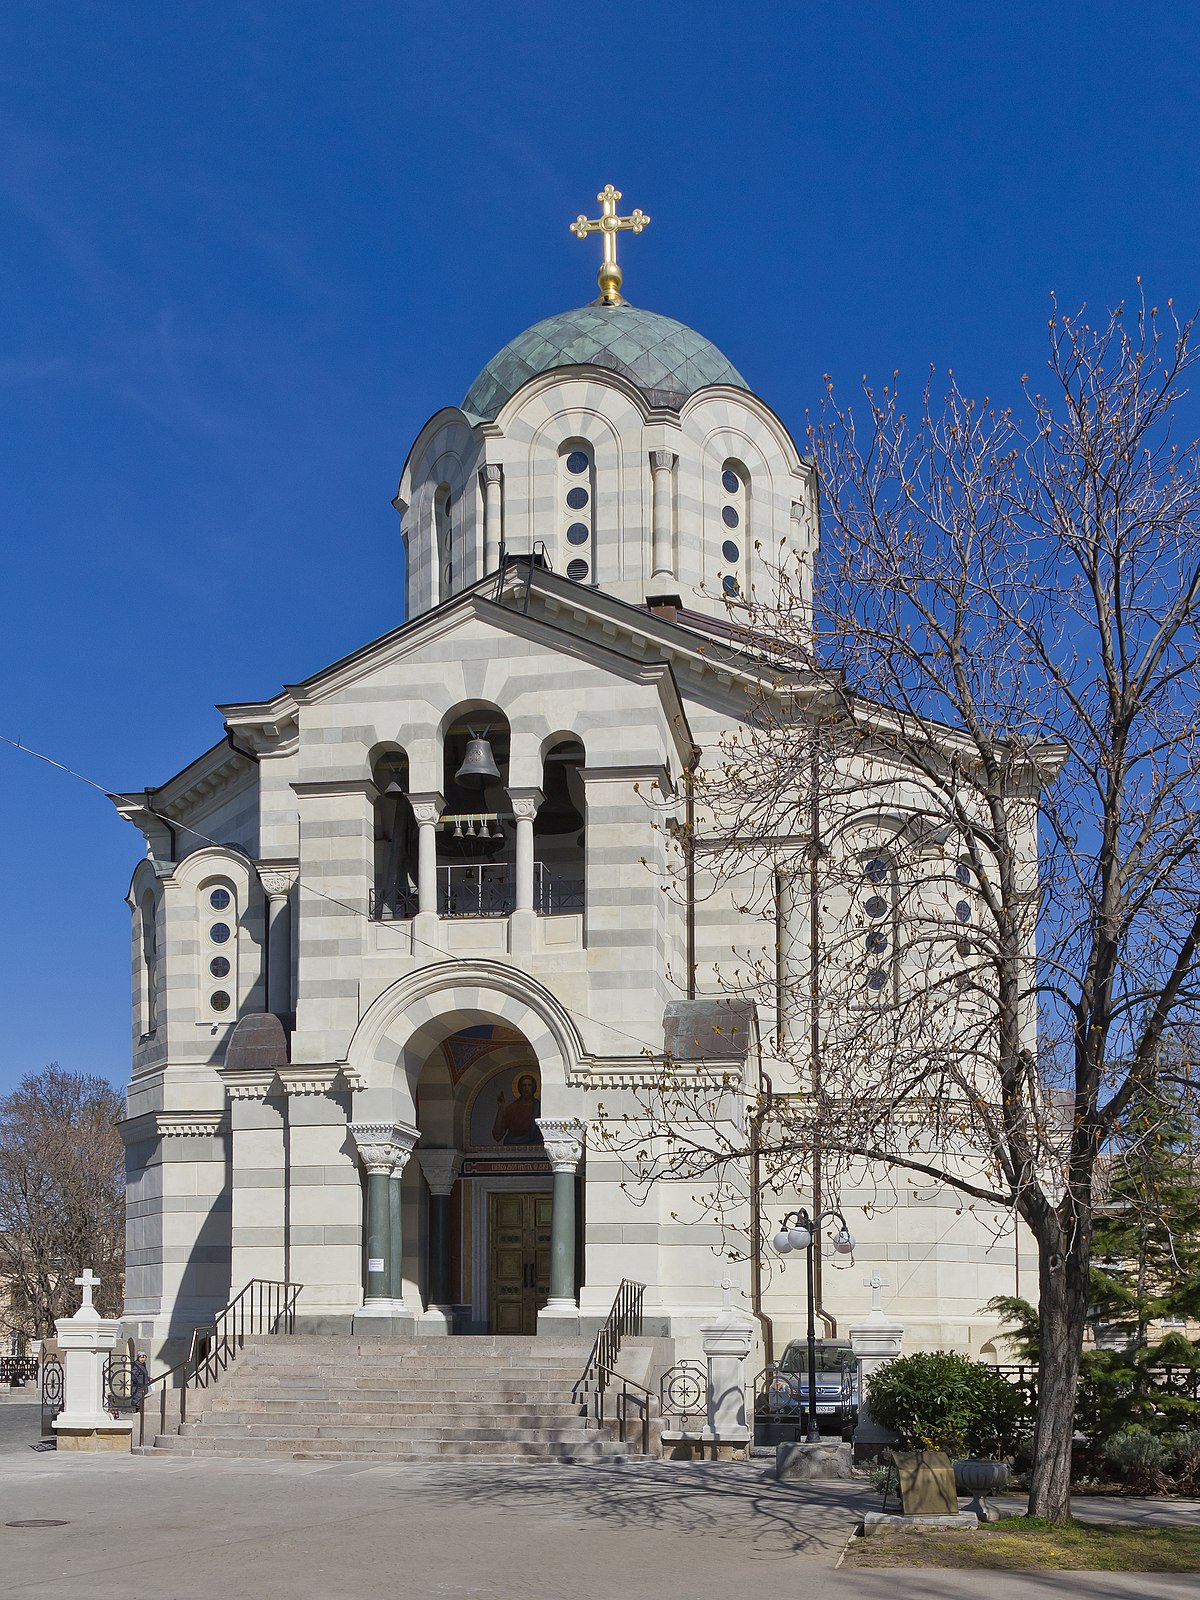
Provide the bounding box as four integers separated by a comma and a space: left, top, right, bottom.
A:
74, 1267, 101, 1312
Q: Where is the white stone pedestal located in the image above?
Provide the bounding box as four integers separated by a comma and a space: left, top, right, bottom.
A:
849, 1305, 904, 1454
52, 1270, 133, 1453
699, 1303, 755, 1450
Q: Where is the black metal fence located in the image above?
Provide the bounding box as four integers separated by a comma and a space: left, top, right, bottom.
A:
39, 1357, 63, 1435
0, 1356, 38, 1386
659, 1361, 707, 1427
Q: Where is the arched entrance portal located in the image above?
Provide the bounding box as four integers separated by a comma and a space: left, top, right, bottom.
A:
418, 1024, 558, 1334
345, 962, 587, 1335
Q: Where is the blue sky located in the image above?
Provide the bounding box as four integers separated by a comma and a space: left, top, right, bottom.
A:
3, 1, 1199, 1094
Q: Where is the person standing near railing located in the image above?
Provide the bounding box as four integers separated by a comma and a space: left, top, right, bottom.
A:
131, 1351, 149, 1409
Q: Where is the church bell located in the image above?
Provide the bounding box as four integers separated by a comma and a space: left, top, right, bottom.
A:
455, 735, 501, 788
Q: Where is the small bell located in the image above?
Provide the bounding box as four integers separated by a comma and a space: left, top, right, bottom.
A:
452, 817, 463, 839
455, 734, 501, 788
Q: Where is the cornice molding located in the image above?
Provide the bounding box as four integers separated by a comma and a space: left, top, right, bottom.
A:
217, 1067, 278, 1102
117, 1110, 229, 1145
568, 1052, 745, 1089
276, 1064, 364, 1097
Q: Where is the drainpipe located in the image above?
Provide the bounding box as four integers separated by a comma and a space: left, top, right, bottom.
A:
684, 744, 700, 999
808, 727, 836, 1338
749, 1073, 775, 1366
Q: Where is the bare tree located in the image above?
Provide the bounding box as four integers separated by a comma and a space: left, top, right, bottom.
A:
598, 297, 1200, 1523
0, 1065, 124, 1341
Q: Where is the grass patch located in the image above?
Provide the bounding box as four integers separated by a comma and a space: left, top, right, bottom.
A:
844, 1516, 1200, 1571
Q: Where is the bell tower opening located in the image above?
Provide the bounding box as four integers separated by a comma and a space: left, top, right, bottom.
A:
438, 710, 512, 915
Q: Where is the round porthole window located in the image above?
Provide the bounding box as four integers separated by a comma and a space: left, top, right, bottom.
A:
864, 857, 889, 885
566, 486, 589, 511
722, 539, 740, 564
863, 895, 888, 919
955, 862, 972, 887
566, 558, 590, 581
209, 956, 230, 978
955, 900, 972, 924
210, 990, 231, 1013
566, 450, 590, 475
866, 969, 888, 993
209, 923, 231, 944
722, 505, 739, 529
865, 930, 889, 953
722, 469, 740, 494
722, 575, 740, 596
956, 937, 972, 958
566, 522, 589, 545
209, 887, 231, 911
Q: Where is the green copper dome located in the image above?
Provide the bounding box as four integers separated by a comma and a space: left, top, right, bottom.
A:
462, 304, 748, 420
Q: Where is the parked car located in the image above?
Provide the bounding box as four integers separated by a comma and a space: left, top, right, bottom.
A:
757, 1340, 858, 1438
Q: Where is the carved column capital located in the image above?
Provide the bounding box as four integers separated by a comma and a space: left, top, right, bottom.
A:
350, 1120, 418, 1177
392, 1123, 419, 1177
650, 449, 677, 472
408, 792, 444, 827
258, 866, 298, 898
509, 788, 544, 822
417, 1149, 462, 1196
536, 1118, 586, 1173
480, 462, 503, 486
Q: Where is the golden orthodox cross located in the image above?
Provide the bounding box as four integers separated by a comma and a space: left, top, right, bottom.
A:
570, 184, 650, 306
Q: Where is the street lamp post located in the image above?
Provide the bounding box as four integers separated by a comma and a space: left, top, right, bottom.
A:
772, 1206, 855, 1443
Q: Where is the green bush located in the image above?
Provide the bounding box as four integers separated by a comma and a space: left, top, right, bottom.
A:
865, 1350, 1028, 1457
1102, 1426, 1172, 1493
1167, 1430, 1200, 1495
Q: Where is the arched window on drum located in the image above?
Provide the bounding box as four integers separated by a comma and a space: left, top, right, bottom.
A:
858, 852, 898, 1005
200, 878, 238, 1023
951, 857, 977, 989
435, 484, 454, 603
140, 890, 158, 1038
717, 460, 748, 602
559, 441, 595, 584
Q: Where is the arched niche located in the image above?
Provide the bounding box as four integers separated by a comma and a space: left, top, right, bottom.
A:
371, 747, 416, 920
535, 736, 586, 914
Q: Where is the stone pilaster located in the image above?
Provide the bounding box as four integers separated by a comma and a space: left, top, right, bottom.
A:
417, 1149, 462, 1334
650, 449, 677, 580
481, 463, 503, 574
257, 865, 297, 1022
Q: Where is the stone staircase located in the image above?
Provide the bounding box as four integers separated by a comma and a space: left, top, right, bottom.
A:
144, 1334, 637, 1464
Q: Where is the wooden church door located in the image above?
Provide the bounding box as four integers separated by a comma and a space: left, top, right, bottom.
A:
487, 1191, 552, 1334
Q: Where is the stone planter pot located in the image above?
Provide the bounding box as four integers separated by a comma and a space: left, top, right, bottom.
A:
953, 1458, 1009, 1521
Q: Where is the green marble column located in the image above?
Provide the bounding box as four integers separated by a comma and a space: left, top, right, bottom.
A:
537, 1120, 585, 1310
363, 1165, 391, 1306
387, 1168, 403, 1306
549, 1168, 576, 1304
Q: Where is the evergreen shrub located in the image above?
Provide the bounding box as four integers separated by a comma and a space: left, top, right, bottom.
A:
865, 1350, 1028, 1457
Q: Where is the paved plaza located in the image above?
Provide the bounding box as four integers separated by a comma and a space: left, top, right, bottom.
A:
0, 1398, 1196, 1599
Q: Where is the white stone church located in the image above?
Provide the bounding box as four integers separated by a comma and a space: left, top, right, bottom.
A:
112, 190, 1031, 1371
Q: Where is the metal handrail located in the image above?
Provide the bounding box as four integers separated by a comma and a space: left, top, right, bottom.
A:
533, 862, 585, 914
583, 1362, 657, 1455
438, 863, 513, 917
136, 1278, 302, 1447
572, 1278, 645, 1413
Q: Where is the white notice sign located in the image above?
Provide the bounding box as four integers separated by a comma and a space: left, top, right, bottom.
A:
367, 1258, 385, 1273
